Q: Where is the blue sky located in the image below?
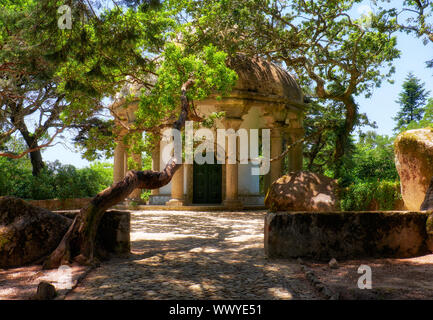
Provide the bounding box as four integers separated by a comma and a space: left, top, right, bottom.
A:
41, 2, 433, 168
357, 32, 433, 136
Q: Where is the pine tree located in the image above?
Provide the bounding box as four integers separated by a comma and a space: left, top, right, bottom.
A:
393, 73, 430, 131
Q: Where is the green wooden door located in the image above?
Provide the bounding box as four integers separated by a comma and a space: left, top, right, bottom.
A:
193, 161, 222, 204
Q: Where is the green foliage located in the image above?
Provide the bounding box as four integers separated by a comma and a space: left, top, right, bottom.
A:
393, 73, 430, 132
349, 132, 399, 183
302, 99, 354, 176
334, 131, 400, 211
301, 97, 377, 179
340, 180, 402, 211
404, 98, 433, 130
0, 158, 113, 200
302, 125, 400, 210
178, 0, 401, 169
135, 43, 237, 134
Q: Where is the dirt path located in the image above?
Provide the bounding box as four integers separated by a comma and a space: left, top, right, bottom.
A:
304, 254, 433, 299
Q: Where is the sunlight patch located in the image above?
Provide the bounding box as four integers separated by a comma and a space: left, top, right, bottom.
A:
189, 247, 222, 253
130, 231, 209, 241
268, 287, 293, 299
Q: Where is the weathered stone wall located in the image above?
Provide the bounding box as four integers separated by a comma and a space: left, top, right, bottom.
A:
56, 210, 131, 257
265, 211, 433, 260
26, 198, 92, 211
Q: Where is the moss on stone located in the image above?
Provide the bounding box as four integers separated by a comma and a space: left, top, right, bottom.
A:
0, 233, 10, 250
426, 214, 433, 235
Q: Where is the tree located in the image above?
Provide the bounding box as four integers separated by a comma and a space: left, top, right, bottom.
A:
179, 0, 401, 176
0, 0, 169, 172
351, 131, 398, 182
301, 95, 376, 178
404, 98, 433, 130
3, 0, 403, 267
383, 0, 433, 67
0, 0, 69, 175
0, 0, 237, 268
38, 0, 237, 267
394, 0, 433, 43
393, 72, 430, 132
44, 49, 237, 267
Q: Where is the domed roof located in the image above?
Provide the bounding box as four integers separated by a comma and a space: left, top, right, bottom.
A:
228, 55, 303, 103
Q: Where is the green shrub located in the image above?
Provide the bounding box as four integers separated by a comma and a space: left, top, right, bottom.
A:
340, 180, 402, 211
141, 189, 151, 202
0, 158, 113, 200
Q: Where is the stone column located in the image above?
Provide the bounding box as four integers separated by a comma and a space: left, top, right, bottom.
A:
263, 173, 271, 196
288, 129, 304, 171
166, 164, 185, 206
222, 118, 243, 209
151, 145, 160, 196
185, 163, 193, 205
270, 125, 283, 184
113, 139, 126, 184
129, 152, 142, 201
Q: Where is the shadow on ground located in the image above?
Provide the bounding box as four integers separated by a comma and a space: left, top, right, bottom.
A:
66, 210, 319, 300
303, 254, 433, 299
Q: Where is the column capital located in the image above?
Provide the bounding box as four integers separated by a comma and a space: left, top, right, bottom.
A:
270, 122, 286, 138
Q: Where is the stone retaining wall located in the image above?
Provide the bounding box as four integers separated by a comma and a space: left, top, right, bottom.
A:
265, 211, 433, 260
27, 198, 92, 211
55, 210, 131, 257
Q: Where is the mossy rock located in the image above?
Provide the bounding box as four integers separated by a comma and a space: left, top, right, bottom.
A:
0, 196, 72, 268
394, 128, 433, 210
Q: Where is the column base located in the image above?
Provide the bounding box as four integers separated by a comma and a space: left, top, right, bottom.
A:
223, 199, 243, 210
165, 199, 185, 207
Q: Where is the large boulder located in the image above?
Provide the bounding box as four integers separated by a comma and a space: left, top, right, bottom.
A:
0, 196, 72, 268
264, 171, 339, 212
394, 128, 433, 211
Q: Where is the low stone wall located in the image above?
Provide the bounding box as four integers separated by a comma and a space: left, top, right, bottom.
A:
27, 198, 92, 211
55, 210, 131, 257
265, 211, 433, 260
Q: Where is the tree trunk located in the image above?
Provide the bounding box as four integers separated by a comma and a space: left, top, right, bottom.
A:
29, 149, 45, 176
43, 80, 195, 269
43, 164, 180, 268
19, 127, 45, 176
333, 97, 358, 177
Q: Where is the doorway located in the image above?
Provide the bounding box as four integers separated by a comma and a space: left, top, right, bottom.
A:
193, 161, 222, 204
